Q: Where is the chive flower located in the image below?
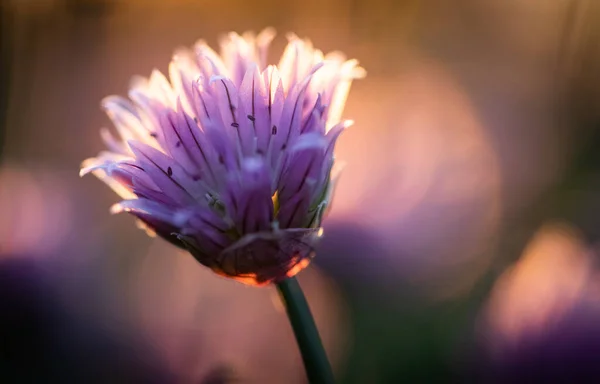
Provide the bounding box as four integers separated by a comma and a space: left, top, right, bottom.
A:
81, 29, 364, 286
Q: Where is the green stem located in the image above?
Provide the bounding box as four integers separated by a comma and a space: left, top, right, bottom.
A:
276, 276, 335, 384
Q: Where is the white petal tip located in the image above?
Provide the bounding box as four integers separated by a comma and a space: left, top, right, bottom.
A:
257, 27, 276, 41
110, 203, 124, 214
79, 168, 91, 177
79, 158, 104, 177
353, 67, 367, 79
208, 75, 226, 85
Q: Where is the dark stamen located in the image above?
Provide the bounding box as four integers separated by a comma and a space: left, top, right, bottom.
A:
175, 141, 182, 148
150, 132, 158, 138
247, 114, 255, 121
167, 167, 173, 176
272, 125, 277, 135
231, 122, 239, 128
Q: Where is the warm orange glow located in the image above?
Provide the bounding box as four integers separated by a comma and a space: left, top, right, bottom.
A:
209, 253, 313, 287
285, 258, 312, 279
271, 191, 280, 218
221, 273, 264, 286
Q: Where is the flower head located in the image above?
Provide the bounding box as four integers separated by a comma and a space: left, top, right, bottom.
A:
80, 29, 364, 285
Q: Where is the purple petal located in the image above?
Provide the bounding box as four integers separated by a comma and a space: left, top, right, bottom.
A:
223, 157, 273, 234
270, 64, 323, 164
276, 133, 327, 228
128, 87, 169, 148
168, 51, 200, 116
262, 66, 285, 169
180, 209, 233, 256
239, 65, 271, 156
111, 198, 188, 226
195, 41, 228, 88
277, 185, 312, 229
219, 32, 253, 86
128, 140, 197, 206
100, 128, 128, 155
101, 96, 148, 142
209, 76, 239, 132
191, 78, 214, 128
299, 93, 326, 135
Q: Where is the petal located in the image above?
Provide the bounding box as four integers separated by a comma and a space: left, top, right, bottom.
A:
319, 58, 365, 131
168, 50, 200, 116
100, 127, 128, 155
179, 208, 233, 258
276, 133, 327, 228
80, 152, 137, 199
239, 65, 270, 155
278, 35, 301, 93
232, 96, 257, 158
223, 156, 273, 234
101, 96, 149, 144
270, 64, 323, 163
324, 119, 352, 158
159, 104, 200, 177
209, 76, 241, 145
299, 93, 326, 135
256, 27, 276, 70
277, 185, 312, 229
128, 140, 197, 206
263, 66, 285, 145
194, 40, 229, 87
161, 101, 220, 188
128, 86, 169, 149
111, 198, 189, 226
219, 32, 254, 86
148, 69, 177, 107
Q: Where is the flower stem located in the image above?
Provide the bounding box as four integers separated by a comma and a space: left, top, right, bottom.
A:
276, 276, 335, 384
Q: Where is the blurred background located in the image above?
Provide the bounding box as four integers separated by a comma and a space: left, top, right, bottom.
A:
2, 0, 600, 382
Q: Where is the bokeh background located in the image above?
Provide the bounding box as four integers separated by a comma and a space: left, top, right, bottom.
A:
2, 0, 600, 382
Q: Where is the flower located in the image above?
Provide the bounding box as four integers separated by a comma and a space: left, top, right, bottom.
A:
80, 29, 365, 286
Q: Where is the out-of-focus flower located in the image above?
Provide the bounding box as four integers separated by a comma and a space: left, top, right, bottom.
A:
320, 58, 501, 297
482, 222, 594, 350
80, 29, 364, 286
478, 223, 600, 382
0, 165, 73, 257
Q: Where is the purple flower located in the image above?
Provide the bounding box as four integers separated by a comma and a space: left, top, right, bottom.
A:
80, 29, 364, 286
